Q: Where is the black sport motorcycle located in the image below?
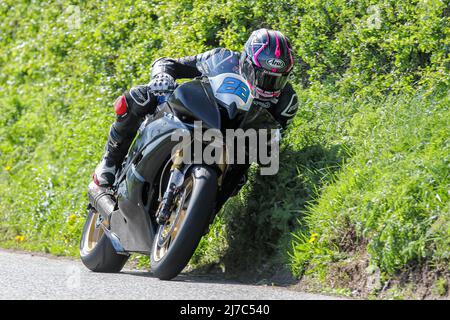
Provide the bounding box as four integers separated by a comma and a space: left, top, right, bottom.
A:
80, 52, 280, 280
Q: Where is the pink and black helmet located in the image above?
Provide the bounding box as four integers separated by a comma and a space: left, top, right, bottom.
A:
240, 28, 294, 100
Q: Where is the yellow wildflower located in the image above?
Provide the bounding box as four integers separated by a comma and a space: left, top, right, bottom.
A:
4, 165, 12, 171
308, 233, 319, 244
68, 214, 77, 224
15, 235, 25, 242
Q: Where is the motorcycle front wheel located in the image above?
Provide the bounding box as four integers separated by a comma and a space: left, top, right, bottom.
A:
151, 165, 217, 280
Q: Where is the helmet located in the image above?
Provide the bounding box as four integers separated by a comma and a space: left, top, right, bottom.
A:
240, 29, 294, 100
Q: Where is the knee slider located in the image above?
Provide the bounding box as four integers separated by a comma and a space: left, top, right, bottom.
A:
114, 95, 128, 117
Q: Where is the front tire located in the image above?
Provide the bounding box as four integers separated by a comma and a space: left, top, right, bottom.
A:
151, 165, 217, 280
79, 207, 129, 272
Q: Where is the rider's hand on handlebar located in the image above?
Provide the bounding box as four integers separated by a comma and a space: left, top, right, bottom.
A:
148, 73, 176, 96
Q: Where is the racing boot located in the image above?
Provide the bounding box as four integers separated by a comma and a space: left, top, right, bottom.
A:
93, 125, 134, 188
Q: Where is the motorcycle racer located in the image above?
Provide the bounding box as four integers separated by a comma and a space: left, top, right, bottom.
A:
93, 28, 299, 188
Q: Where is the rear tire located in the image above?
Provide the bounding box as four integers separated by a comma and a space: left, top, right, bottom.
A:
79, 208, 129, 273
151, 165, 217, 280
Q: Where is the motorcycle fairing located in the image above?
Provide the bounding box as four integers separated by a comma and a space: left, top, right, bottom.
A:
167, 80, 221, 129
110, 114, 191, 253
208, 73, 253, 113
196, 49, 254, 119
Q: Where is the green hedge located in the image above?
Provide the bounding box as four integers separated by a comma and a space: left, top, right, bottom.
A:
0, 0, 448, 296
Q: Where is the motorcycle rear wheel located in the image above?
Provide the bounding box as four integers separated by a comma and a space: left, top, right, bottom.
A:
151, 165, 217, 280
79, 207, 129, 272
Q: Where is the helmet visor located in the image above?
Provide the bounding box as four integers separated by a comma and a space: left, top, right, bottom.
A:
241, 55, 289, 97
255, 69, 289, 91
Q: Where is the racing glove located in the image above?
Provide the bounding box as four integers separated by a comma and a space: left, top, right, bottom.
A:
148, 73, 176, 95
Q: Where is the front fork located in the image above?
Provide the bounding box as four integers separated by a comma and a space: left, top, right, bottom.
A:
156, 149, 186, 225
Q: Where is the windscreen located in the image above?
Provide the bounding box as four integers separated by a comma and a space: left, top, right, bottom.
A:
197, 49, 253, 118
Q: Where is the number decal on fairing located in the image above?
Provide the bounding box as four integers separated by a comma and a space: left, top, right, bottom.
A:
217, 77, 250, 103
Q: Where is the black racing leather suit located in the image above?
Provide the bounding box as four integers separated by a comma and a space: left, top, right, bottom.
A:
107, 48, 299, 167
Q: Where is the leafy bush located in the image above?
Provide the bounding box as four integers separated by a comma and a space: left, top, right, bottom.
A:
0, 0, 448, 295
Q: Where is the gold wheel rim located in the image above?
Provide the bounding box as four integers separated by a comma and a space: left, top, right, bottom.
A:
153, 178, 194, 262
82, 210, 105, 254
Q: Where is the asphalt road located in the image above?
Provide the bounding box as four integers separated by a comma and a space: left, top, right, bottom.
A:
0, 249, 339, 300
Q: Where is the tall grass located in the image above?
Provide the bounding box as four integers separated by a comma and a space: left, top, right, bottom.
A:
289, 89, 449, 281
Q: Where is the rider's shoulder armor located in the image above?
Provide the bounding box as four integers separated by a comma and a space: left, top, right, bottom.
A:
195, 47, 239, 65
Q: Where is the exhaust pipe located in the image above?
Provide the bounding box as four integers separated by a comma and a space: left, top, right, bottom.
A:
87, 181, 126, 253
88, 181, 116, 219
